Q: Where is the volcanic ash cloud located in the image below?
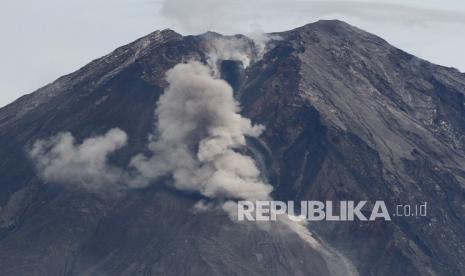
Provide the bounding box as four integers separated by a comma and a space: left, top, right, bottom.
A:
130, 61, 272, 201
28, 128, 128, 190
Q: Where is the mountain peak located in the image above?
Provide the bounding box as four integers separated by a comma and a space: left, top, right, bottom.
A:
290, 19, 386, 43
307, 19, 351, 28
1, 21, 465, 276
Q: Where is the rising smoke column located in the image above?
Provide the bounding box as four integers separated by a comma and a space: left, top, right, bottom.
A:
26, 61, 273, 201
130, 61, 272, 201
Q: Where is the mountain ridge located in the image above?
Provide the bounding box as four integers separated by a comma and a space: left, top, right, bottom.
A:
0, 20, 465, 275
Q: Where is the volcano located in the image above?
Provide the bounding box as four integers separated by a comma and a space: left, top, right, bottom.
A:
1, 20, 465, 276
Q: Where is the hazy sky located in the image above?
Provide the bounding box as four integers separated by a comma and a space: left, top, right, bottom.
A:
1, 0, 464, 107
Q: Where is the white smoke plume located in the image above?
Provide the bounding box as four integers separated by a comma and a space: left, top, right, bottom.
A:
28, 128, 128, 190
158, 0, 465, 73
130, 61, 272, 200
28, 62, 273, 200
27, 60, 274, 200
206, 36, 255, 76
205, 32, 280, 77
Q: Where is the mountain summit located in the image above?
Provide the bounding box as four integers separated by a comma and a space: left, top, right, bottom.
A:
1, 20, 465, 276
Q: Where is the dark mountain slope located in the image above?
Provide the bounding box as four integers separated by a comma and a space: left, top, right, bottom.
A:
0, 28, 331, 276
0, 20, 464, 275
241, 20, 465, 275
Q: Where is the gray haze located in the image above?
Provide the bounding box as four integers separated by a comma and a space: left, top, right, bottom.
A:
28, 61, 272, 200
1, 0, 464, 107
28, 128, 128, 190
130, 61, 272, 200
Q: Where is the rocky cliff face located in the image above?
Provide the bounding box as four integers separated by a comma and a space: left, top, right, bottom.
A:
242, 21, 465, 275
0, 20, 464, 276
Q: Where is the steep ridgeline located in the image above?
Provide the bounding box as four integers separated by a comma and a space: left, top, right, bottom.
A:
241, 21, 465, 276
0, 20, 464, 276
0, 27, 331, 276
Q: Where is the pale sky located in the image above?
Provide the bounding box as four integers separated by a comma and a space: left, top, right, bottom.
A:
1, 0, 464, 107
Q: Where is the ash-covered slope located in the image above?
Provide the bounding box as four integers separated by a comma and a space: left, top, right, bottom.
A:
241, 20, 465, 275
0, 20, 464, 276
0, 27, 332, 276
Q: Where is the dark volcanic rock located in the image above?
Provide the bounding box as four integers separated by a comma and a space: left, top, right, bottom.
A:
1, 20, 465, 276
241, 20, 465, 276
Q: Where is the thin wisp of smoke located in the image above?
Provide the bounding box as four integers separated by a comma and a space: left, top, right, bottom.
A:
204, 32, 280, 77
